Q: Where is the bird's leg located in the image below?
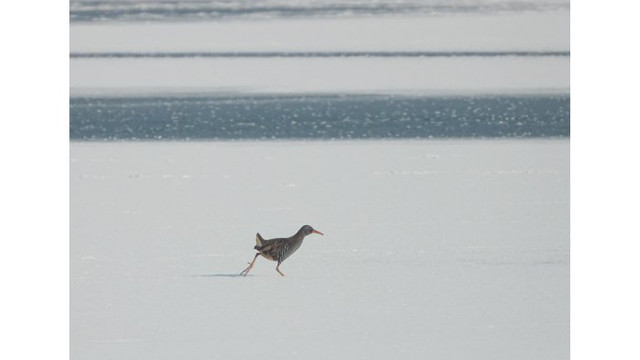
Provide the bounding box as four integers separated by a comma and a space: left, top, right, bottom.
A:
240, 253, 260, 276
275, 262, 285, 277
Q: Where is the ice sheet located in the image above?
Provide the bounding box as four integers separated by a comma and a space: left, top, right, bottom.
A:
70, 56, 569, 95
71, 140, 569, 360
71, 12, 569, 53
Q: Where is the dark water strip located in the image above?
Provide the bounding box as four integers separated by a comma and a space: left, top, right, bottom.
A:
70, 94, 569, 140
71, 51, 570, 59
71, 1, 569, 23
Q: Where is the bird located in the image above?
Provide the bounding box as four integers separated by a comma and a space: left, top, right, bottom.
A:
240, 225, 324, 277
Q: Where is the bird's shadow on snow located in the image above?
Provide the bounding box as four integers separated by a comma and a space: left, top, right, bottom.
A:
187, 273, 252, 278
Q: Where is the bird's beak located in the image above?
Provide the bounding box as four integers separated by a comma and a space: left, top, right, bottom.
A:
312, 229, 324, 236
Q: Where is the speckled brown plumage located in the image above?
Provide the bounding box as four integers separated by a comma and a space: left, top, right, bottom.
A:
240, 225, 324, 276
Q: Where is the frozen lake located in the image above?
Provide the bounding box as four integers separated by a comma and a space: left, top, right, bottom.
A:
70, 4, 569, 96
71, 140, 569, 360
70, 1, 569, 358
70, 11, 569, 53
70, 56, 568, 96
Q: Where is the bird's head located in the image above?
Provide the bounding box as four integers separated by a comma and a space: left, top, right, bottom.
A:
300, 224, 324, 236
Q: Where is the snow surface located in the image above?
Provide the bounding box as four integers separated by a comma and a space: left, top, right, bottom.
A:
70, 12, 569, 53
70, 8, 569, 96
70, 56, 569, 96
71, 140, 569, 360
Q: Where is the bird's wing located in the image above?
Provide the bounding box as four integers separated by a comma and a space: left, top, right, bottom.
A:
255, 238, 284, 253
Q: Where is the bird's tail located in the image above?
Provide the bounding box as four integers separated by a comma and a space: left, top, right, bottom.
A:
254, 233, 265, 250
